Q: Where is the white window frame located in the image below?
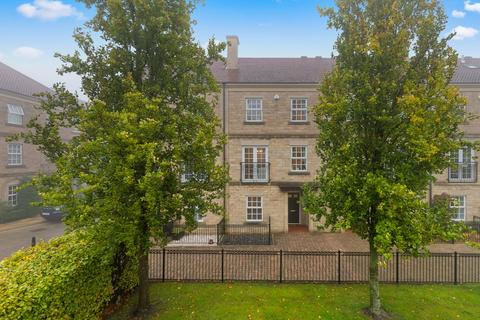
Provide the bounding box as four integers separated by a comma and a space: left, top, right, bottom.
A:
195, 208, 204, 223
7, 184, 18, 207
246, 196, 263, 222
245, 98, 263, 122
450, 196, 466, 221
7, 143, 23, 166
242, 146, 269, 182
7, 105, 24, 125
291, 146, 307, 172
290, 98, 308, 122
449, 147, 475, 181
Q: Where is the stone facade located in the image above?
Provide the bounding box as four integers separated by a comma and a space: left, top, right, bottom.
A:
0, 90, 52, 206
220, 84, 322, 232
431, 84, 480, 222
208, 37, 480, 233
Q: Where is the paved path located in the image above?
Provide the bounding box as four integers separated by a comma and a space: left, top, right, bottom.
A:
165, 230, 480, 253
0, 216, 65, 260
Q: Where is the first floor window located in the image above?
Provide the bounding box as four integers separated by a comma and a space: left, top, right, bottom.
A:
449, 147, 475, 181
246, 196, 263, 221
195, 208, 204, 222
8, 143, 22, 166
246, 98, 263, 122
7, 105, 24, 125
290, 98, 308, 122
8, 185, 18, 207
450, 196, 466, 221
291, 146, 307, 171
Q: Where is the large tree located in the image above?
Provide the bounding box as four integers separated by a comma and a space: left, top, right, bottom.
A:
16, 0, 227, 315
304, 0, 470, 318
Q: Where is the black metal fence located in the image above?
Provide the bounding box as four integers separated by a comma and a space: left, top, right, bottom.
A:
149, 249, 480, 284
168, 218, 271, 246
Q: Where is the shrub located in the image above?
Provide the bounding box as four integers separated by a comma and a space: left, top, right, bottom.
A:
0, 228, 138, 319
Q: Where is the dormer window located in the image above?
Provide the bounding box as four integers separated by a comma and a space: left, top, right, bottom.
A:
7, 105, 24, 125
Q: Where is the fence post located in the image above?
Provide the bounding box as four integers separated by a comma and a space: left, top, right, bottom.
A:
162, 248, 166, 282
454, 251, 458, 285
279, 250, 283, 283
31, 236, 36, 247
395, 251, 399, 284
268, 217, 272, 245
337, 250, 341, 284
221, 249, 224, 283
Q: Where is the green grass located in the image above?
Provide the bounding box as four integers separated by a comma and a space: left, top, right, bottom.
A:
109, 282, 480, 320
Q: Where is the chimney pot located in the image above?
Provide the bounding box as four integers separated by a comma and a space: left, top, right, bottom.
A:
226, 35, 239, 69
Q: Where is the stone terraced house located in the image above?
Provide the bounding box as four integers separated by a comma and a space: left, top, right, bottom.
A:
0, 62, 76, 213
1, 38, 480, 231
203, 36, 480, 233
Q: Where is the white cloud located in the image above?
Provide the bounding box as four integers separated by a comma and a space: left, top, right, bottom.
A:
452, 10, 466, 18
452, 26, 479, 40
465, 1, 480, 13
0, 52, 4, 61
17, 0, 83, 21
13, 47, 44, 59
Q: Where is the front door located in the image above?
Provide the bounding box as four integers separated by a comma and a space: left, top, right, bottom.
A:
288, 193, 300, 224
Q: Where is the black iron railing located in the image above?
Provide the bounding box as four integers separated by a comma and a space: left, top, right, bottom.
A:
241, 162, 270, 183
168, 217, 271, 246
448, 162, 477, 183
149, 249, 480, 284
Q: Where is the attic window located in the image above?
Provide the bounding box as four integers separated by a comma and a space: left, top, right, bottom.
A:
7, 105, 24, 125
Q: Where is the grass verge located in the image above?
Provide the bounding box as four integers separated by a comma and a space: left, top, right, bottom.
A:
108, 282, 480, 320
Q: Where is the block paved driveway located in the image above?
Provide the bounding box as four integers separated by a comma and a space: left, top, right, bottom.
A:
151, 232, 480, 282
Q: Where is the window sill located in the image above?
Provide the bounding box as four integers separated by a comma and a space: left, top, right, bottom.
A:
5, 123, 24, 128
245, 221, 263, 224
6, 165, 26, 169
288, 121, 310, 125
244, 121, 265, 125
288, 171, 310, 175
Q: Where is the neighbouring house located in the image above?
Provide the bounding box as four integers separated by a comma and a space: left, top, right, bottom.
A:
204, 35, 480, 233
0, 62, 76, 220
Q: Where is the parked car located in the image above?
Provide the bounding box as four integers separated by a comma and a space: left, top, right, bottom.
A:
40, 207, 65, 222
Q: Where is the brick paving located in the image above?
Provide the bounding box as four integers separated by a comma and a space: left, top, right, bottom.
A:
150, 232, 480, 283
165, 231, 480, 253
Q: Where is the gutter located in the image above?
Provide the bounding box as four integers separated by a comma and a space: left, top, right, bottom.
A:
222, 82, 227, 216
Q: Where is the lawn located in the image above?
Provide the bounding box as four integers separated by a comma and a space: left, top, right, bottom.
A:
109, 282, 480, 320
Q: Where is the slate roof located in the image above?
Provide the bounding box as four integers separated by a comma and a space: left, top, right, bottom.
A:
211, 57, 480, 85
452, 58, 480, 84
0, 61, 51, 98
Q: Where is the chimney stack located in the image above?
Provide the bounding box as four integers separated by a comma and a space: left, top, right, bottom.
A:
226, 35, 239, 69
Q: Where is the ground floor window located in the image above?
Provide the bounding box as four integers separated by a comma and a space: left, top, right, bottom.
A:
450, 196, 466, 221
7, 185, 18, 206
246, 196, 263, 221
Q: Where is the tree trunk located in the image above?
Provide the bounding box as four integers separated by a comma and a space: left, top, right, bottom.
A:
369, 240, 381, 318
136, 215, 150, 315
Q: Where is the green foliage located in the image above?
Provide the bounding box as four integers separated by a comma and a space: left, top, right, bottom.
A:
304, 0, 469, 257
0, 229, 137, 320
0, 179, 41, 224
13, 0, 228, 312
304, 0, 471, 315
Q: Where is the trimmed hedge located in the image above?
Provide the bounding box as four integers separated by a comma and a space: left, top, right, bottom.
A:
0, 229, 138, 319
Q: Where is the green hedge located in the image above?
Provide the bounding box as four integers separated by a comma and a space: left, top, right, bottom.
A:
0, 229, 138, 319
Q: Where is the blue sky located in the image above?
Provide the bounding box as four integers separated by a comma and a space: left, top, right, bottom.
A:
0, 0, 479, 99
